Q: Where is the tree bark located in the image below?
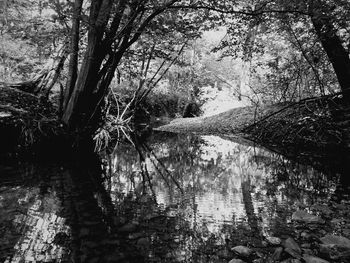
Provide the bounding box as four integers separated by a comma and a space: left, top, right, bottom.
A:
62, 0, 114, 130
64, 0, 83, 109
61, 0, 178, 132
310, 6, 350, 101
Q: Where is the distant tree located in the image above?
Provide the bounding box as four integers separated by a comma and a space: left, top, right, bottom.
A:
181, 0, 350, 102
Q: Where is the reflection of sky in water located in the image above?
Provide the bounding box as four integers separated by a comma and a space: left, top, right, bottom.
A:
2, 187, 70, 263
110, 135, 334, 238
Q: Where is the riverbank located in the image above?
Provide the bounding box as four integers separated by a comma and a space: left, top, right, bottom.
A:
156, 94, 350, 151
0, 86, 68, 158
155, 102, 290, 135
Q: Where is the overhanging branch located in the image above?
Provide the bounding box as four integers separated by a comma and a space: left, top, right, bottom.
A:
168, 4, 310, 16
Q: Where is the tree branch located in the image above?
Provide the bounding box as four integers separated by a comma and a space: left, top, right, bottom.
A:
168, 4, 310, 16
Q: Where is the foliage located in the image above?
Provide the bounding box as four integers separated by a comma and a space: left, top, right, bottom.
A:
0, 0, 68, 82
2, 0, 350, 141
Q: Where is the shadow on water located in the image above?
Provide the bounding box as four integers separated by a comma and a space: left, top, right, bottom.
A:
0, 130, 350, 262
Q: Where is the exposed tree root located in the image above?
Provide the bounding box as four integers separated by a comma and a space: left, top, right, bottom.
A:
0, 86, 64, 157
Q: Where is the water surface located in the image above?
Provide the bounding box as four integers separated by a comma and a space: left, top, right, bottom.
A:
0, 131, 349, 262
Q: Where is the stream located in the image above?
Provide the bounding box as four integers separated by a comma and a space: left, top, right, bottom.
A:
0, 131, 350, 262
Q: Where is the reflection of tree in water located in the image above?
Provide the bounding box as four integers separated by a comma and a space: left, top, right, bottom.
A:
0, 132, 346, 262
0, 164, 71, 262
246, 147, 341, 239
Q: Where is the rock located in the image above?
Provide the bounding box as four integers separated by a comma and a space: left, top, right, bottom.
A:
285, 248, 302, 259
320, 235, 350, 249
301, 232, 311, 240
231, 246, 253, 257
229, 259, 246, 263
301, 243, 311, 249
217, 248, 233, 259
319, 235, 350, 260
292, 210, 325, 224
280, 259, 302, 263
283, 238, 302, 259
266, 236, 281, 245
128, 232, 144, 240
117, 223, 137, 233
271, 247, 283, 261
303, 255, 330, 263
261, 241, 268, 247
342, 228, 350, 236
330, 218, 343, 225
302, 248, 313, 255
310, 204, 333, 216
136, 237, 150, 247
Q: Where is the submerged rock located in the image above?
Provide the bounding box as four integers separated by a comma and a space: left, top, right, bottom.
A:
303, 255, 330, 263
117, 222, 138, 233
310, 204, 333, 216
136, 237, 150, 247
217, 248, 233, 259
292, 210, 325, 224
271, 247, 283, 261
280, 259, 302, 263
319, 234, 350, 260
320, 235, 350, 248
228, 259, 246, 263
231, 245, 253, 257
283, 238, 302, 259
266, 236, 281, 245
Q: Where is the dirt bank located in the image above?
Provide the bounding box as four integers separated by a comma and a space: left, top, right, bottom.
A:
156, 94, 350, 152
155, 102, 289, 135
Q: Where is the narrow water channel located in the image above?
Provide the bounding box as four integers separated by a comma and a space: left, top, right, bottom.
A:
0, 131, 349, 262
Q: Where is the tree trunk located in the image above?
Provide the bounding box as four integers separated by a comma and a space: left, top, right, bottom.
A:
63, 0, 83, 109
62, 0, 114, 131
310, 7, 350, 101
61, 0, 177, 132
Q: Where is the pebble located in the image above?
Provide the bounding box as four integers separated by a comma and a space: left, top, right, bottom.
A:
231, 245, 253, 257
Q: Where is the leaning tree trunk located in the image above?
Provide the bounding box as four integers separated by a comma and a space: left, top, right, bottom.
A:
61, 0, 178, 132
310, 6, 350, 101
61, 0, 114, 131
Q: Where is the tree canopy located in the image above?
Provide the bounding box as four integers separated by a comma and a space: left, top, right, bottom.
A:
1, 0, 350, 136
